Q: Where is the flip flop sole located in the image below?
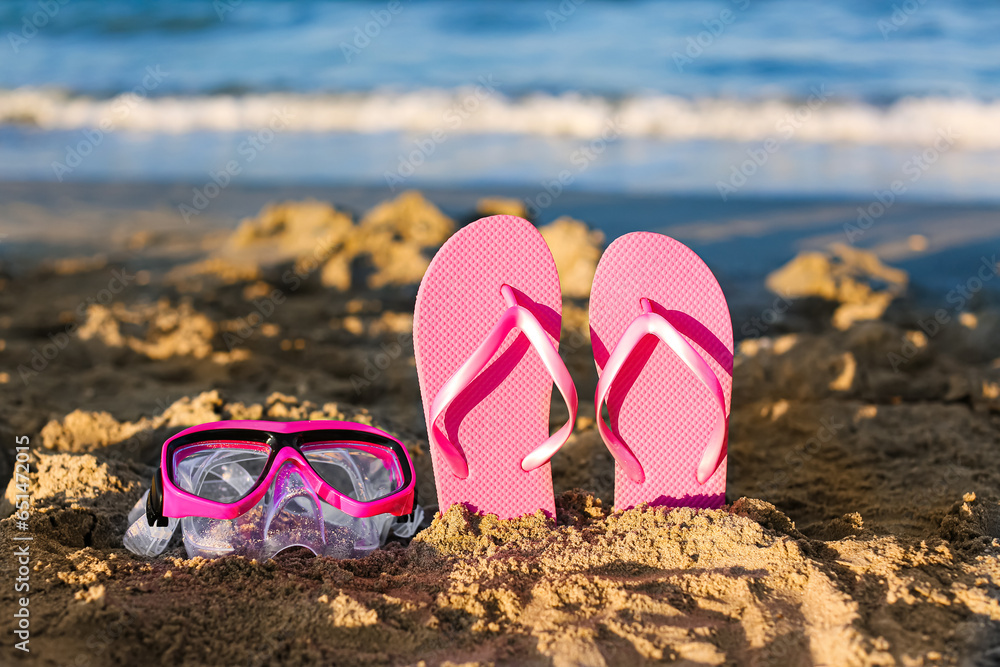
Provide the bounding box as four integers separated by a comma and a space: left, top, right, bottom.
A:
589, 232, 733, 510
414, 215, 563, 519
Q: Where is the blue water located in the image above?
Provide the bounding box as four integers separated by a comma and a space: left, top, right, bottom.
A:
4, 0, 999, 100
2, 0, 999, 200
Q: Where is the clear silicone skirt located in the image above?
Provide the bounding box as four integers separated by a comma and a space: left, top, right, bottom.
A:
124, 421, 422, 560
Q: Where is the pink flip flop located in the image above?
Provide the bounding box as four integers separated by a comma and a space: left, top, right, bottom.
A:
589, 232, 733, 511
414, 215, 578, 520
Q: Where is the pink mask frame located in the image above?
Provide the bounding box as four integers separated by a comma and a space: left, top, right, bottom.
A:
144, 420, 416, 527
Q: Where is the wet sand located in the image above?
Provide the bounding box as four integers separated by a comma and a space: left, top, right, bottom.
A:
2, 187, 1000, 665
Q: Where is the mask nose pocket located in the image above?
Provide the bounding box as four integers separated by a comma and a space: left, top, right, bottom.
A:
262, 462, 327, 559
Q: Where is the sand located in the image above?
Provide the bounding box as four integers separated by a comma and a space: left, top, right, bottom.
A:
2, 192, 1000, 666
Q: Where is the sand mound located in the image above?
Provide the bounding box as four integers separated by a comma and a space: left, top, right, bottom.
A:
766, 242, 908, 330
171, 191, 454, 291
539, 217, 605, 299
169, 195, 607, 301
78, 299, 217, 361
476, 196, 529, 219
36, 390, 409, 456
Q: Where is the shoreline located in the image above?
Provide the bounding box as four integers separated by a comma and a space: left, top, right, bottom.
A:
3, 179, 999, 292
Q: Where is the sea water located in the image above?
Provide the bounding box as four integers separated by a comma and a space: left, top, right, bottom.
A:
1, 0, 998, 201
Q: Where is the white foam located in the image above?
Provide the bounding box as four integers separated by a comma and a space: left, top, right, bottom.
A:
1, 87, 995, 149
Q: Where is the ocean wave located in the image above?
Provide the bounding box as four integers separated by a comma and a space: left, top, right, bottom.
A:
0, 87, 994, 149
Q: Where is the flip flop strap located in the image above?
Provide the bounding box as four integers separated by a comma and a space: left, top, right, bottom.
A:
595, 298, 728, 485
429, 284, 578, 479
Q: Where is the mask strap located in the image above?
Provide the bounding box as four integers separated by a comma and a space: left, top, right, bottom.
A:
123, 490, 178, 557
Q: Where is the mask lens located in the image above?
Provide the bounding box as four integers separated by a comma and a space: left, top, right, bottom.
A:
172, 442, 270, 503
301, 443, 403, 502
